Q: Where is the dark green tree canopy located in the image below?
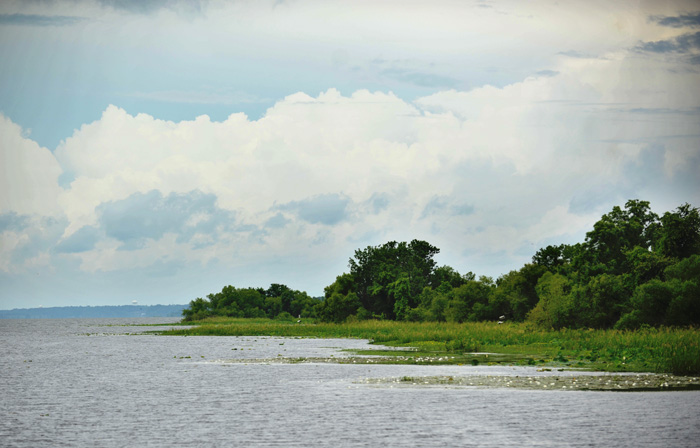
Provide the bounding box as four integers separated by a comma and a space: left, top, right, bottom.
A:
181, 283, 320, 321
579, 199, 659, 276
532, 244, 578, 272
348, 239, 440, 318
656, 203, 700, 259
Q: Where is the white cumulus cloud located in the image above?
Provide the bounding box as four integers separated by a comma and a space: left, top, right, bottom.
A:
0, 114, 63, 216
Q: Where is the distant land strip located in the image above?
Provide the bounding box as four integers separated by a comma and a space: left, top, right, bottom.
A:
0, 304, 187, 319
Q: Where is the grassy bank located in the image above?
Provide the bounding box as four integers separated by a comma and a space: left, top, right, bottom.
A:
160, 317, 700, 375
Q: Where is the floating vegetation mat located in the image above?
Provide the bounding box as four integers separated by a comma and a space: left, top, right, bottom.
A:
209, 353, 523, 365
208, 356, 411, 365
359, 374, 700, 392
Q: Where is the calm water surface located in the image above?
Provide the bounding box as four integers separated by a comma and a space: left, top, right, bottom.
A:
1, 318, 698, 447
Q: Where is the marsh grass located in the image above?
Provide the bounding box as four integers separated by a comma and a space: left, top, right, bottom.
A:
159, 318, 700, 374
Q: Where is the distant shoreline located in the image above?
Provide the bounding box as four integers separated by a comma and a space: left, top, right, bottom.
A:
0, 304, 187, 319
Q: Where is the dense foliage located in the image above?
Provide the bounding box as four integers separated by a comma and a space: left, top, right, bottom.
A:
181, 283, 319, 322
182, 200, 700, 329
527, 200, 700, 329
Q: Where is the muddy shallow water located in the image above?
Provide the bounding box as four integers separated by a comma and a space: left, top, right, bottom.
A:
2, 318, 699, 447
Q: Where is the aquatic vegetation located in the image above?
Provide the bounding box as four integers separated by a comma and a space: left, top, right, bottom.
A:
361, 374, 700, 391
159, 318, 700, 374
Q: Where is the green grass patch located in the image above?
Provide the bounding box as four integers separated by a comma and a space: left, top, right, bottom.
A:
158, 319, 700, 374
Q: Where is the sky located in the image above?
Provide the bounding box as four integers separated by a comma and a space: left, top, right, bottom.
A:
1, 0, 699, 309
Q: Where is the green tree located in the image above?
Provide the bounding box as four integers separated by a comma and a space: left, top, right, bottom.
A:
666, 253, 700, 282
624, 246, 673, 288
655, 203, 700, 259
532, 244, 571, 271
494, 264, 547, 321
577, 200, 659, 277
266, 283, 292, 298
315, 292, 361, 323
528, 272, 572, 328
289, 291, 320, 318
182, 297, 212, 321
445, 280, 491, 322
617, 279, 674, 328
431, 265, 468, 289
569, 274, 629, 328
664, 254, 700, 326
428, 290, 449, 322
264, 296, 283, 317
348, 239, 439, 318
389, 274, 412, 321
265, 283, 295, 314
324, 273, 356, 298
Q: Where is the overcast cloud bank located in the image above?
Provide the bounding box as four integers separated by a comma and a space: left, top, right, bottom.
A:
1, 0, 699, 308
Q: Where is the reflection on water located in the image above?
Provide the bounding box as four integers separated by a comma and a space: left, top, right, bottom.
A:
1, 318, 699, 447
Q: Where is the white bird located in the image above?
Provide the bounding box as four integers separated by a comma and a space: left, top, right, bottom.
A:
499, 315, 506, 320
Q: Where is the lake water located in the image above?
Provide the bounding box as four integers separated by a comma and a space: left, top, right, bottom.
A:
2, 318, 699, 447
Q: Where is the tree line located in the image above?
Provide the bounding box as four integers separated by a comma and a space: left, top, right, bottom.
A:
182, 200, 700, 329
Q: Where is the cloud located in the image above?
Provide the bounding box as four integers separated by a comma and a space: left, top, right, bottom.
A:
53, 91, 426, 234
421, 196, 474, 219
535, 70, 559, 77
638, 39, 680, 53
367, 193, 390, 214
0, 13, 84, 26
99, 0, 170, 14
39, 67, 700, 283
55, 225, 101, 254
636, 31, 700, 64
381, 68, 459, 89
264, 213, 290, 229
639, 31, 700, 53
557, 50, 595, 59
568, 185, 620, 215
0, 213, 66, 273
96, 189, 235, 249
278, 194, 351, 226
3, 23, 700, 302
0, 114, 63, 216
621, 107, 700, 116
0, 212, 29, 232
676, 32, 700, 51
97, 0, 203, 15
651, 13, 700, 28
